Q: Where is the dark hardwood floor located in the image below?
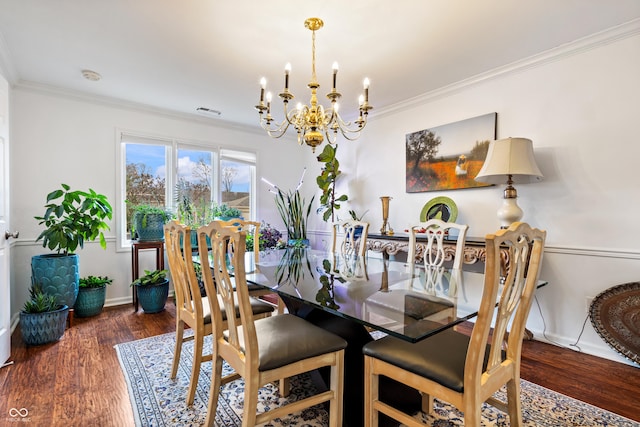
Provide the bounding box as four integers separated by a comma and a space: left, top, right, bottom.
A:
1, 300, 638, 426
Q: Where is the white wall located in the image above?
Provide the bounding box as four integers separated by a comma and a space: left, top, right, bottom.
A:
333, 30, 640, 365
8, 87, 313, 322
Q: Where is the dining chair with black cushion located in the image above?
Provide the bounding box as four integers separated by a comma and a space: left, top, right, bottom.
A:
331, 219, 370, 258
217, 218, 285, 314
196, 221, 347, 427
363, 222, 546, 427
164, 220, 274, 407
407, 219, 469, 270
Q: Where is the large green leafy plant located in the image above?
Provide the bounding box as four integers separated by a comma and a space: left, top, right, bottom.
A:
316, 144, 348, 222
35, 184, 112, 254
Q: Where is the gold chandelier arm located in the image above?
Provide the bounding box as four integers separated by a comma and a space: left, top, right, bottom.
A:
331, 110, 371, 141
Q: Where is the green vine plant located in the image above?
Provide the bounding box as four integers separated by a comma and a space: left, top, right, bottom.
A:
316, 144, 348, 223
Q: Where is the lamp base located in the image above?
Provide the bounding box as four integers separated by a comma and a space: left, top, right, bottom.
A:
497, 196, 523, 229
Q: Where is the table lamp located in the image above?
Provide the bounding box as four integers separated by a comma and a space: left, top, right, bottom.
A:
475, 137, 543, 228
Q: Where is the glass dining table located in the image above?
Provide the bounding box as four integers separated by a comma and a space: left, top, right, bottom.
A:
243, 248, 547, 343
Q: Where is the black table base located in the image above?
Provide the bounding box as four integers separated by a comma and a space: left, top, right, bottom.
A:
284, 296, 422, 427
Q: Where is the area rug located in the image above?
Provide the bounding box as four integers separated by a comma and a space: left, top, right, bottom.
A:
115, 332, 638, 427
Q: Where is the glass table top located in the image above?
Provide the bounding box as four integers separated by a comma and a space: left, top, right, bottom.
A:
239, 248, 547, 343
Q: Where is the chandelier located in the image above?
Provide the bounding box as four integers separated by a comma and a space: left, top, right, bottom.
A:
255, 17, 373, 152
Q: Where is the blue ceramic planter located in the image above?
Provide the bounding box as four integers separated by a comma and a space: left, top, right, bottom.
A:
136, 279, 169, 313
31, 254, 79, 308
287, 239, 310, 248
133, 212, 166, 241
74, 285, 106, 317
20, 305, 69, 346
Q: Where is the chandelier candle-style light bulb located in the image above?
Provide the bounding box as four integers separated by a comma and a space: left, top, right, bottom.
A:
255, 17, 373, 152
284, 63, 291, 90
259, 78, 266, 103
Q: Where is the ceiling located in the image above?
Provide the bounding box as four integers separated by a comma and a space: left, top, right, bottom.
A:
1, 1, 639, 129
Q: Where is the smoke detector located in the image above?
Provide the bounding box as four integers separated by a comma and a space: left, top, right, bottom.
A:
81, 69, 102, 81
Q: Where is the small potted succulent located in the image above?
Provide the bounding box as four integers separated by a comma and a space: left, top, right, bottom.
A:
20, 285, 69, 346
74, 275, 113, 317
131, 269, 169, 313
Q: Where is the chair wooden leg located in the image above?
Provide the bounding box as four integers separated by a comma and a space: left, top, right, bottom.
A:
171, 321, 185, 379
506, 378, 523, 427
463, 397, 482, 427
242, 374, 259, 427
364, 356, 378, 427
186, 331, 204, 406
279, 377, 290, 397
329, 350, 344, 427
420, 392, 434, 414
204, 356, 223, 427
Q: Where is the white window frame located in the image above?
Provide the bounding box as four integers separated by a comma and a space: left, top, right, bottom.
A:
116, 130, 256, 252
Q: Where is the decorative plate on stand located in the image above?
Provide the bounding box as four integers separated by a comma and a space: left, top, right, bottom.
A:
420, 196, 458, 222
589, 281, 640, 365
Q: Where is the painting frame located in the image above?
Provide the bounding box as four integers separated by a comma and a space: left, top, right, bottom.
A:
405, 113, 497, 193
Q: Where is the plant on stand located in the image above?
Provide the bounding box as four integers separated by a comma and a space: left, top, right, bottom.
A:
262, 169, 315, 247
316, 144, 348, 223
33, 184, 112, 319
130, 204, 173, 241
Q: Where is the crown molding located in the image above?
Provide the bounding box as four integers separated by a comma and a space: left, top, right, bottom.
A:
12, 80, 268, 136
373, 18, 640, 120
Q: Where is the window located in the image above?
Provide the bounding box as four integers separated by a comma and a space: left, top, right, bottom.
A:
220, 149, 256, 220
117, 133, 256, 249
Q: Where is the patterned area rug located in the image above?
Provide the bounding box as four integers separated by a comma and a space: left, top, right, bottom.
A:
115, 332, 638, 427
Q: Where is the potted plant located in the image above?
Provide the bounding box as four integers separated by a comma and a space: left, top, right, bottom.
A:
246, 221, 285, 252
33, 184, 112, 310
131, 204, 173, 241
20, 285, 69, 346
316, 144, 348, 223
263, 169, 314, 247
74, 275, 113, 317
131, 269, 169, 313
212, 203, 243, 221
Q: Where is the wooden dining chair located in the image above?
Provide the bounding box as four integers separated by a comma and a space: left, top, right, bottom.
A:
196, 221, 347, 427
363, 222, 546, 427
164, 220, 274, 406
331, 219, 370, 257
407, 219, 469, 270
217, 218, 286, 314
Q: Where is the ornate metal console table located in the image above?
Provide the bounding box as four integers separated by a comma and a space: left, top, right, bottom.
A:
366, 232, 509, 269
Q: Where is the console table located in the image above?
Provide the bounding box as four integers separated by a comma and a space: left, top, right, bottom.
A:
131, 240, 165, 312
366, 232, 509, 270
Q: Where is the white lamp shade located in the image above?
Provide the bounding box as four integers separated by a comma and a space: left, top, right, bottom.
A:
475, 137, 543, 184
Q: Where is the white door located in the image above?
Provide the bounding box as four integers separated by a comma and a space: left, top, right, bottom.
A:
0, 74, 11, 366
